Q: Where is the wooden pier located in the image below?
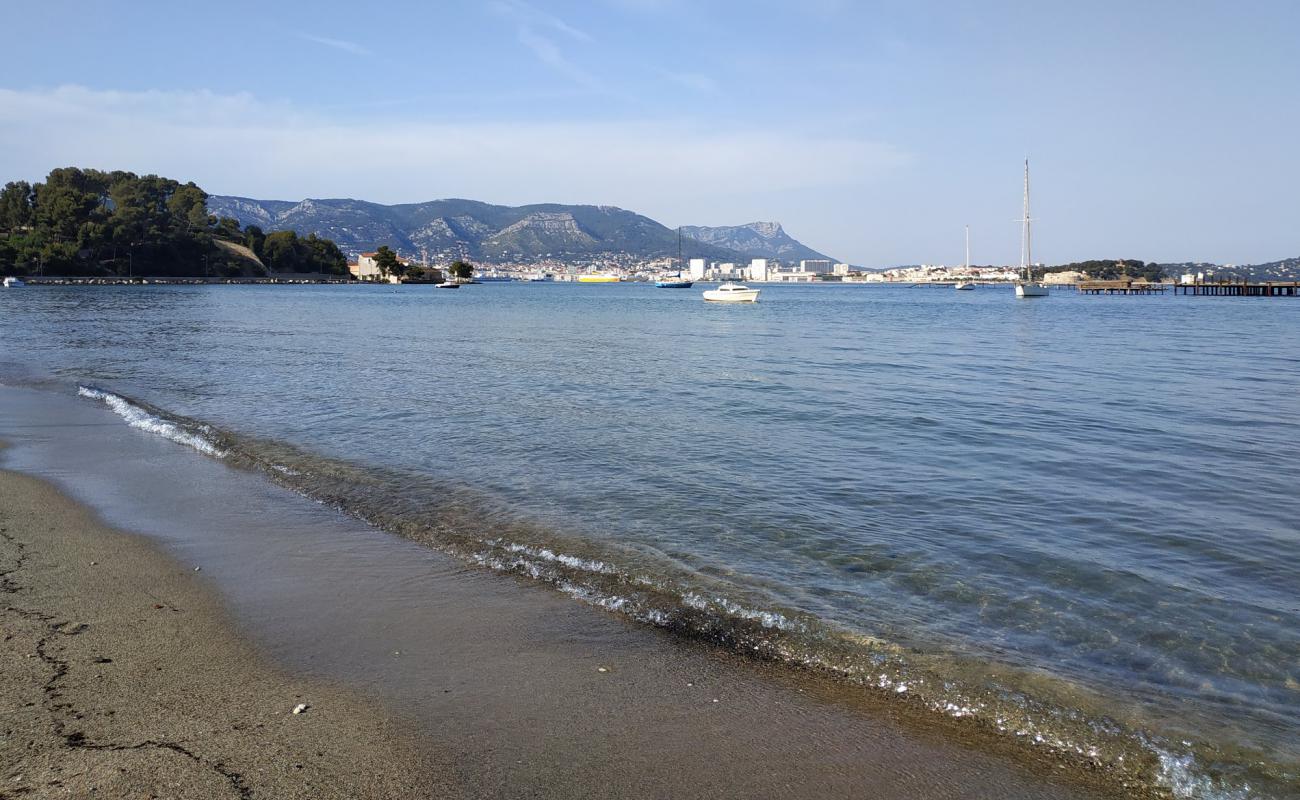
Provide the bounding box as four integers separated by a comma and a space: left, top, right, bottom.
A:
1076, 279, 1300, 297
1173, 280, 1300, 297
1078, 280, 1168, 295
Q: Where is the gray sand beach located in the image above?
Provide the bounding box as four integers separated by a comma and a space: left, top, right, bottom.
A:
0, 468, 451, 798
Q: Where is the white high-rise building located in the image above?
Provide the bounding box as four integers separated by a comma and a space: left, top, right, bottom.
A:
833, 263, 850, 276
799, 259, 832, 274
688, 258, 707, 280
747, 258, 770, 282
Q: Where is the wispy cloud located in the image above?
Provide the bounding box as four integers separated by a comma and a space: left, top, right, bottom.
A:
514, 27, 601, 89
488, 1, 599, 88
0, 85, 909, 211
296, 32, 371, 57
490, 0, 593, 42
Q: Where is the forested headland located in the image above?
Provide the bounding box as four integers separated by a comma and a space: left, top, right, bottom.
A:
1044, 259, 1165, 282
0, 168, 347, 278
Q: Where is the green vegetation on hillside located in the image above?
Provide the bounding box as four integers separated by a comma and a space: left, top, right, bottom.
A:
1045, 259, 1164, 282
255, 228, 348, 275
0, 167, 347, 278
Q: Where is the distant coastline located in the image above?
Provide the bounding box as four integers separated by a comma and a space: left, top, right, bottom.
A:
19, 275, 353, 286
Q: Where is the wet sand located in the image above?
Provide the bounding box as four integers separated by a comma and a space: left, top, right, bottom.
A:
0, 468, 451, 798
0, 385, 1131, 799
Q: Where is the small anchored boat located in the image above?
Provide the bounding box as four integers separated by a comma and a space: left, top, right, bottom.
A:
656, 277, 693, 288
658, 228, 694, 288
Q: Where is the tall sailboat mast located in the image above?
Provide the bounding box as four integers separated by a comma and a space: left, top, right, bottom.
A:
676, 226, 683, 274
1021, 159, 1033, 282
1013, 158, 1048, 297
965, 224, 971, 271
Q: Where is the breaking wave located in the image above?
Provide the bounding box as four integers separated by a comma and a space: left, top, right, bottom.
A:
78, 386, 226, 458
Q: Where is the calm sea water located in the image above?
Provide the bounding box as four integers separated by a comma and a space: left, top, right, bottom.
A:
2, 282, 1296, 798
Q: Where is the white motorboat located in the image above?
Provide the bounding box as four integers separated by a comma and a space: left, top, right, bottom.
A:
703, 282, 760, 302
1014, 159, 1050, 298
955, 281, 975, 290
3, 276, 26, 287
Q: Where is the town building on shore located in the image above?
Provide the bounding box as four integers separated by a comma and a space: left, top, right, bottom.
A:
1042, 270, 1085, 285
348, 251, 410, 283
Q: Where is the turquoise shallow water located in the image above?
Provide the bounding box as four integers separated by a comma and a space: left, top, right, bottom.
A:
2, 282, 1297, 797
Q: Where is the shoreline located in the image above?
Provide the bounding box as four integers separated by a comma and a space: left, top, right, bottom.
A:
0, 467, 451, 798
12, 276, 352, 285
0, 386, 1137, 800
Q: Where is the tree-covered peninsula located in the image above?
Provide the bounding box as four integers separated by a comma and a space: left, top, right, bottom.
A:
0, 168, 348, 278
1044, 259, 1165, 282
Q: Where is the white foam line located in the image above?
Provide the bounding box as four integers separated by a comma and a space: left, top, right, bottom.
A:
682, 591, 799, 631
502, 542, 617, 575
77, 386, 226, 458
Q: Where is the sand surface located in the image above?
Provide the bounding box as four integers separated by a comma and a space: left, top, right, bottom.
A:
0, 468, 452, 799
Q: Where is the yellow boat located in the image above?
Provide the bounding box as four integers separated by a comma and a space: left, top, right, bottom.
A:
577, 273, 620, 283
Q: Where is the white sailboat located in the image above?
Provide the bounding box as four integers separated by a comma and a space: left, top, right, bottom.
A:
1014, 159, 1049, 298
955, 225, 975, 289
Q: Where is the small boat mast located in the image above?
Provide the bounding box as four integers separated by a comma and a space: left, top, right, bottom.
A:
1021, 158, 1033, 283
1013, 159, 1049, 297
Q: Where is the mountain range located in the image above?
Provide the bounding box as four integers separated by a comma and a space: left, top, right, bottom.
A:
205, 196, 835, 265
680, 222, 832, 263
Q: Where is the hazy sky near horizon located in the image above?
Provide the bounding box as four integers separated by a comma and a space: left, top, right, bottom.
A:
1, 0, 1297, 266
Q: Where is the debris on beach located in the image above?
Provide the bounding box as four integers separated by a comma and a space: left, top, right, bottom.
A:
596, 666, 609, 673
292, 703, 309, 715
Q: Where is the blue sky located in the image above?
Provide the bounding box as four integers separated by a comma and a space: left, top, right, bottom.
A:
1, 0, 1297, 266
